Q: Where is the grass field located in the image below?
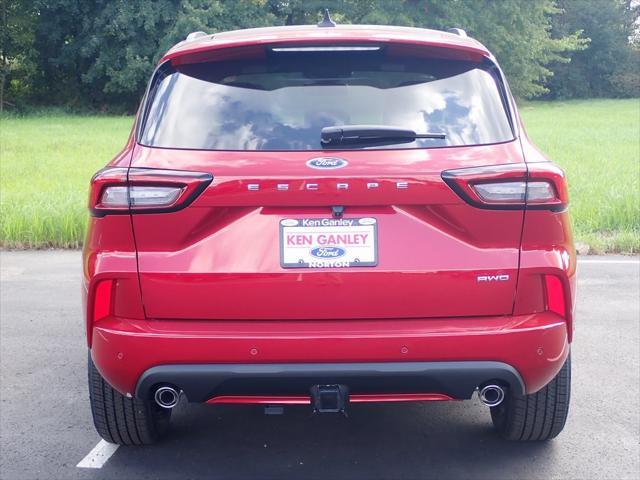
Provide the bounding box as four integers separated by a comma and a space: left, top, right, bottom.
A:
1, 115, 133, 248
1, 99, 639, 252
519, 99, 639, 253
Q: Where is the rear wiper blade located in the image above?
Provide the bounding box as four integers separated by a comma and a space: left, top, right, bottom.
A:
321, 125, 446, 146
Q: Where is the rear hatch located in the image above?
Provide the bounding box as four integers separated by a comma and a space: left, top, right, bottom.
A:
129, 41, 524, 320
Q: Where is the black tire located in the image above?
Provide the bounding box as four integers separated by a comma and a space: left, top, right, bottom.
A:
490, 355, 571, 441
88, 354, 171, 445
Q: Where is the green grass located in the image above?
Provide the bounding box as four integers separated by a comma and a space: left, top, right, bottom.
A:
1, 114, 133, 248
519, 99, 640, 254
1, 99, 639, 252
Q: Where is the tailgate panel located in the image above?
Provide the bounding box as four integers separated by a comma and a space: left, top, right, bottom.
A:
131, 143, 524, 320
135, 204, 522, 320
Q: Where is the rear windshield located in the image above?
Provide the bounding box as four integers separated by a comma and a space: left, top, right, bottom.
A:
140, 47, 514, 151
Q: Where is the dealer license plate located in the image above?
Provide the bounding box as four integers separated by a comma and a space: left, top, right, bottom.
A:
280, 217, 378, 268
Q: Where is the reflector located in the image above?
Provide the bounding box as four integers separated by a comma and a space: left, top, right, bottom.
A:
93, 280, 114, 323
545, 275, 565, 317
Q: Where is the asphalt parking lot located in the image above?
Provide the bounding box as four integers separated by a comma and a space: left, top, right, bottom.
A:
1, 251, 638, 480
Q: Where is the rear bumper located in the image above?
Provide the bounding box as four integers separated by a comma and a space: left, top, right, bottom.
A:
136, 361, 525, 403
91, 312, 569, 400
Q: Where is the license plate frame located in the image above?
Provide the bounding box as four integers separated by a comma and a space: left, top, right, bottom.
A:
279, 217, 378, 269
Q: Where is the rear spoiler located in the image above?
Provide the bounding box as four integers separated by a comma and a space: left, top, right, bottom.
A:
165, 38, 490, 66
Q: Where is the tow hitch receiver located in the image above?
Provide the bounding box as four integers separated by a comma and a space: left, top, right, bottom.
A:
310, 384, 349, 414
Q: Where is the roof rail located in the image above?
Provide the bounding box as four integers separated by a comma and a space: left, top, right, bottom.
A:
447, 28, 467, 38
186, 31, 207, 42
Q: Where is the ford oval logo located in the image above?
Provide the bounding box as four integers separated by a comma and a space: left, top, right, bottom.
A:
358, 217, 376, 225
310, 246, 346, 258
306, 157, 348, 170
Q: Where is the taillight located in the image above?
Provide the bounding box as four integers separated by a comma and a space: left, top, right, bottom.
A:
89, 168, 213, 216
100, 185, 184, 208
442, 163, 568, 211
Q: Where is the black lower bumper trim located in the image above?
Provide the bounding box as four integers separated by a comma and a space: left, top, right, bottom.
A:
135, 361, 525, 403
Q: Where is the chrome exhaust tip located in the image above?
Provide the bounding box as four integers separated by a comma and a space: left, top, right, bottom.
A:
479, 384, 505, 407
154, 386, 180, 409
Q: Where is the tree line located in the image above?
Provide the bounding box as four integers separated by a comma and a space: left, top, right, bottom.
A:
1, 0, 638, 113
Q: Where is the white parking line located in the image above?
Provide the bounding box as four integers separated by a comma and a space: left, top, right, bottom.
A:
76, 440, 119, 469
579, 259, 639, 264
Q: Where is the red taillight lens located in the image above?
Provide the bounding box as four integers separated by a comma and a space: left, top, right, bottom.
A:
89, 168, 213, 216
93, 279, 114, 323
442, 163, 567, 211
544, 275, 566, 317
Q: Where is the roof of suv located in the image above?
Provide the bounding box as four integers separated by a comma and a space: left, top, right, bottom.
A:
162, 24, 491, 64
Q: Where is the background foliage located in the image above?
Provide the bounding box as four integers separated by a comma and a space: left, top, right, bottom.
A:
548, 0, 640, 98
1, 0, 638, 112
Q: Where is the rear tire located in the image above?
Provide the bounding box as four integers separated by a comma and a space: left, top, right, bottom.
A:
88, 354, 171, 445
490, 355, 571, 441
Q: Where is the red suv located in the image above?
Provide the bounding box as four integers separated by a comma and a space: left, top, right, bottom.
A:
84, 21, 575, 445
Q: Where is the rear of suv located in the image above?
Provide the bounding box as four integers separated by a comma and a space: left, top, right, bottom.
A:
83, 23, 575, 445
